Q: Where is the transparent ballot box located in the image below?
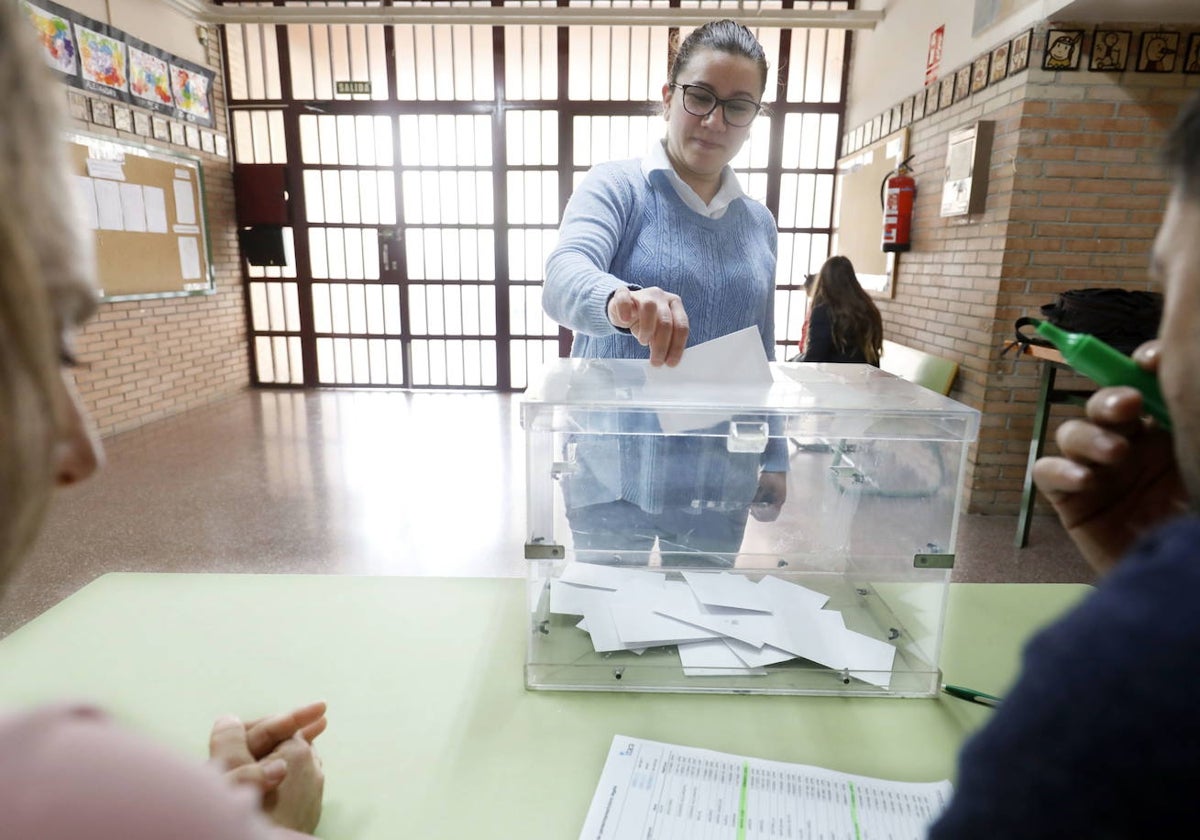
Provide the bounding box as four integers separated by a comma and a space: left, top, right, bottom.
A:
521, 358, 980, 697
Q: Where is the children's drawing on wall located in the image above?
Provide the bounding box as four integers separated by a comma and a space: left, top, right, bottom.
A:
1090, 30, 1131, 72
1043, 29, 1083, 71
1010, 29, 1032, 73
971, 54, 991, 93
22, 1, 77, 75
1186, 34, 1200, 74
990, 41, 1010, 84
954, 64, 971, 101
1138, 32, 1180, 73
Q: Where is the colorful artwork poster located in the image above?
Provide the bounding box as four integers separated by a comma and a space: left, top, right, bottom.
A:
22, 1, 76, 75
75, 22, 127, 92
129, 45, 171, 106
171, 64, 211, 122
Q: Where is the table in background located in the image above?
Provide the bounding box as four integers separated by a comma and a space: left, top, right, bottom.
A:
0, 574, 1090, 839
1008, 342, 1094, 547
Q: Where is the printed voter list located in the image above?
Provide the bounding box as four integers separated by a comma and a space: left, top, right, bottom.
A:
579, 735, 951, 839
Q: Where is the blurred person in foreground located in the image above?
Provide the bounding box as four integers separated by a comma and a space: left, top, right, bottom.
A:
929, 88, 1200, 838
0, 4, 326, 837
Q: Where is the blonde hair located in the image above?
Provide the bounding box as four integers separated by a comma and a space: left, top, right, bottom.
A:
0, 1, 98, 584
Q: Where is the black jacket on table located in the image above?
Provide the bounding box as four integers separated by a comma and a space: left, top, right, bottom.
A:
800, 303, 877, 365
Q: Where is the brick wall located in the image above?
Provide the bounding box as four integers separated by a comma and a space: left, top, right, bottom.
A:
851, 22, 1200, 513
978, 25, 1200, 513
881, 68, 1029, 510
64, 25, 247, 437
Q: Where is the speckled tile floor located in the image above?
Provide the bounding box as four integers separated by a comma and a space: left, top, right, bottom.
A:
0, 390, 1093, 638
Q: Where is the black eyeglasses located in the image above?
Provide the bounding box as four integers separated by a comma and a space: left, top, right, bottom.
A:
670, 84, 762, 128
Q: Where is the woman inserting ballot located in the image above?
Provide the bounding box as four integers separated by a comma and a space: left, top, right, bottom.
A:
542, 20, 787, 567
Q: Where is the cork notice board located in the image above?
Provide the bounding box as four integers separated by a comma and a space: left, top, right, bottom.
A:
832, 128, 908, 299
67, 133, 214, 301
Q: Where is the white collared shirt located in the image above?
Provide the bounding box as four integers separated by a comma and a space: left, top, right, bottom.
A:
641, 138, 745, 219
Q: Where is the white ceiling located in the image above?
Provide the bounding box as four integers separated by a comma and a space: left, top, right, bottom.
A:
1051, 0, 1200, 23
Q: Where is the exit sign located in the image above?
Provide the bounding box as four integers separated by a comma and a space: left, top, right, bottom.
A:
336, 81, 371, 95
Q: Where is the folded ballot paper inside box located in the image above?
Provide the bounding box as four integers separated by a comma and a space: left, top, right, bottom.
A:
520, 353, 979, 697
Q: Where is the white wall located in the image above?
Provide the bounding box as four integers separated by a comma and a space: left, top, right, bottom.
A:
845, 0, 1073, 128
58, 0, 208, 66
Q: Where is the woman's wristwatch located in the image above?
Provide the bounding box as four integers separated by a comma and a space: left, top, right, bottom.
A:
606, 284, 643, 334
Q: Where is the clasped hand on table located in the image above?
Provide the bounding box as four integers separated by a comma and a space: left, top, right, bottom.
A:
209, 700, 328, 835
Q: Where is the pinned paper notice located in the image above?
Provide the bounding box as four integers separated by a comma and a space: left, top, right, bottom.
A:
173, 178, 196, 225
178, 236, 201, 280
71, 175, 99, 231
143, 186, 168, 234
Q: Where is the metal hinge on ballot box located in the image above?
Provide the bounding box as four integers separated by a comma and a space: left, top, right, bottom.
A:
526, 541, 565, 560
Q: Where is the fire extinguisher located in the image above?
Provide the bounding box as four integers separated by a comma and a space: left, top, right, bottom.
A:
881, 155, 916, 253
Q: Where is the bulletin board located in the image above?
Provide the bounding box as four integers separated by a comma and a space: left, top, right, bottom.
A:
832, 128, 908, 299
66, 132, 214, 301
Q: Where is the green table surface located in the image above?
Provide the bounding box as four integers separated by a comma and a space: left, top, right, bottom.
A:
0, 574, 1090, 839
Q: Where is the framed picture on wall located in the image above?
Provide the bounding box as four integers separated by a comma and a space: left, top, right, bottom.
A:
940, 75, 955, 109
900, 95, 913, 127
89, 98, 113, 128
954, 65, 971, 101
215, 134, 228, 157
152, 116, 170, 142
133, 110, 152, 137
169, 121, 185, 145
1090, 29, 1132, 72
1185, 33, 1200, 74
66, 90, 89, 121
891, 103, 903, 131
1010, 29, 1033, 74
185, 124, 201, 150
913, 88, 927, 121
990, 41, 1011, 83
1138, 31, 1181, 73
200, 130, 215, 154
112, 104, 133, 133
971, 54, 991, 93
880, 109, 892, 136
1043, 29, 1084, 71
926, 81, 942, 116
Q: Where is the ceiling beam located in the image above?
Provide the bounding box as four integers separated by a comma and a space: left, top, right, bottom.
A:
164, 1, 883, 29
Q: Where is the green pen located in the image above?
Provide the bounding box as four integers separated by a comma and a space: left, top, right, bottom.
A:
942, 683, 1002, 708
1032, 318, 1171, 431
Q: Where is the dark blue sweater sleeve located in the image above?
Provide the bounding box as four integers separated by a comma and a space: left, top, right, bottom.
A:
929, 516, 1200, 839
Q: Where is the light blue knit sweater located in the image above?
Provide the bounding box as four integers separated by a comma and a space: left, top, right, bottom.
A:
543, 159, 786, 513
543, 158, 779, 359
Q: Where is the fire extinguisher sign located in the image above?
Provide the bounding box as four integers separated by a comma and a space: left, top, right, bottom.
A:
926, 25, 945, 87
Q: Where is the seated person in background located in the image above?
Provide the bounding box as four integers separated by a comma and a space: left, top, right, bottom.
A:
798, 255, 883, 365
928, 88, 1200, 838
0, 5, 325, 837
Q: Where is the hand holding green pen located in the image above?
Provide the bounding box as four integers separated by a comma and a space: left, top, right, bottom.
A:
1032, 319, 1172, 431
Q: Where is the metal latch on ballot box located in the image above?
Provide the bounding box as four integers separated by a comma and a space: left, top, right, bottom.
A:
727, 421, 768, 454
914, 553, 955, 569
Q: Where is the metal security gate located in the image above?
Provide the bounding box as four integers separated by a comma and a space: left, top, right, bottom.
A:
223, 1, 851, 390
